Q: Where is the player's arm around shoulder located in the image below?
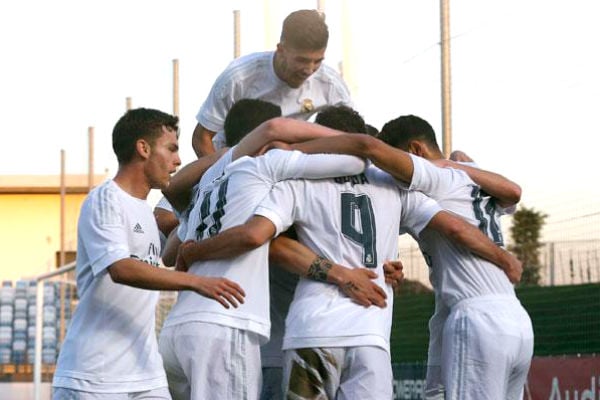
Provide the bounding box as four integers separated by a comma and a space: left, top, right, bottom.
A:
178, 215, 277, 269
108, 257, 245, 309
431, 157, 522, 208
425, 210, 522, 283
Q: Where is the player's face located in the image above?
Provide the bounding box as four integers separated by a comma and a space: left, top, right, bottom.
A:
145, 126, 181, 190
275, 43, 326, 88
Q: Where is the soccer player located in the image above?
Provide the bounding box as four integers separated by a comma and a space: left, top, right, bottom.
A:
157, 99, 377, 400
379, 115, 533, 400
51, 108, 244, 400
192, 9, 351, 156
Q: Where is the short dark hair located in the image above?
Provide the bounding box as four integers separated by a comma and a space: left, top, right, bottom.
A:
280, 9, 328, 50
112, 108, 178, 164
379, 115, 439, 151
365, 124, 379, 137
315, 105, 367, 134
224, 99, 282, 147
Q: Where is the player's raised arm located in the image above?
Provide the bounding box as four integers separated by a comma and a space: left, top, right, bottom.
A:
177, 216, 278, 269
232, 117, 346, 161
431, 159, 521, 208
291, 133, 416, 184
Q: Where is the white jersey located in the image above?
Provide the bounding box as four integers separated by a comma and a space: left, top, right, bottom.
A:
154, 195, 174, 252
53, 180, 166, 393
255, 166, 442, 352
163, 149, 366, 343
404, 155, 516, 308
196, 51, 352, 149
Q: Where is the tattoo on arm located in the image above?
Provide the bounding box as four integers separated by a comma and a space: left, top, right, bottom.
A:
307, 256, 332, 282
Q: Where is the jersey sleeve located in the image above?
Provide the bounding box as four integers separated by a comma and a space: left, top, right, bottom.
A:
81, 191, 131, 276
266, 149, 366, 181
322, 64, 353, 107
254, 181, 296, 237
195, 63, 238, 132
398, 189, 443, 238
405, 154, 469, 199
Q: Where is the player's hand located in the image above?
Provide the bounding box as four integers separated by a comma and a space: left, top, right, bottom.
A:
191, 276, 246, 309
338, 268, 387, 308
449, 150, 474, 163
383, 260, 404, 289
175, 240, 196, 272
502, 250, 523, 284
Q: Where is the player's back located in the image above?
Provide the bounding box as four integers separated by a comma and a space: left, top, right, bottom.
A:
165, 149, 304, 341
256, 165, 440, 351
408, 156, 516, 307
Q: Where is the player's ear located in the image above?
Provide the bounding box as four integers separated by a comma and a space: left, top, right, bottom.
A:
136, 139, 151, 160
407, 140, 425, 157
276, 42, 286, 56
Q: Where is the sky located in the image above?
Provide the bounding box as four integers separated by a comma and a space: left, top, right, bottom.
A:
1, 0, 599, 243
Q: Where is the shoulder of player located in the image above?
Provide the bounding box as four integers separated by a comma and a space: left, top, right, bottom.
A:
219, 51, 273, 79
89, 180, 119, 205
310, 63, 346, 83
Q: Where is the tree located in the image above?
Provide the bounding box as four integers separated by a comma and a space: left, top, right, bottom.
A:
509, 206, 547, 286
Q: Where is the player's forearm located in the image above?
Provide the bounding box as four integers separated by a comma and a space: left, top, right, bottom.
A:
183, 216, 276, 264
108, 258, 201, 291
363, 138, 415, 184
270, 235, 353, 286
292, 134, 414, 184
444, 216, 511, 270
269, 236, 387, 307
271, 118, 343, 141
291, 133, 372, 158
184, 228, 260, 262
234, 118, 344, 160
161, 229, 182, 267
445, 162, 521, 207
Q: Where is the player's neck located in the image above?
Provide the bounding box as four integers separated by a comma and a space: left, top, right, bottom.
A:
426, 148, 445, 161
113, 165, 151, 200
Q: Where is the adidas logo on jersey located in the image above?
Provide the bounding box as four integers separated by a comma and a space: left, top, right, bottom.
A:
133, 223, 144, 234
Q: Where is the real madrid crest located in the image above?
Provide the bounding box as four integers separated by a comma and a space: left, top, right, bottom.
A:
301, 98, 314, 113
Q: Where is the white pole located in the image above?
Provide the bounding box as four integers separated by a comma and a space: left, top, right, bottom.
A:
33, 280, 44, 400
172, 59, 180, 116
60, 149, 66, 267
440, 0, 453, 157
233, 10, 241, 59
88, 127, 94, 192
